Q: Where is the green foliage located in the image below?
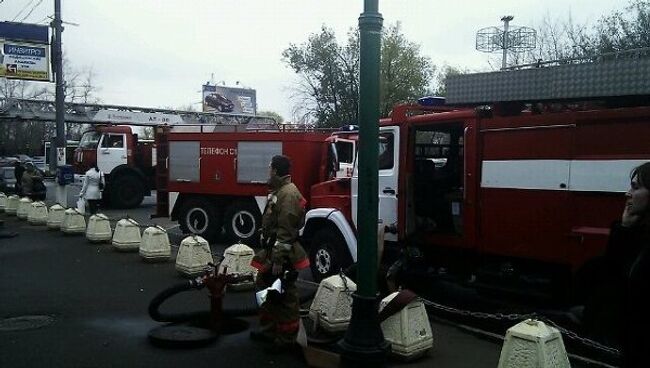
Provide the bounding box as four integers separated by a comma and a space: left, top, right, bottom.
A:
589, 0, 650, 53
430, 64, 469, 97
517, 0, 650, 67
282, 26, 358, 128
380, 23, 434, 116
283, 23, 433, 127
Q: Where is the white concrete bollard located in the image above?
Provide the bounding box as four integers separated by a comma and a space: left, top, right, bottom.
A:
497, 319, 571, 368
27, 201, 48, 225
16, 197, 33, 220
46, 204, 66, 229
5, 195, 19, 216
379, 291, 433, 360
61, 208, 86, 234
219, 242, 256, 290
139, 226, 171, 262
175, 235, 214, 277
112, 218, 142, 252
308, 274, 357, 333
86, 214, 113, 243
0, 192, 7, 212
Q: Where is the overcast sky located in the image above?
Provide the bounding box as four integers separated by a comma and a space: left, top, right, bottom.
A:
1, 0, 619, 121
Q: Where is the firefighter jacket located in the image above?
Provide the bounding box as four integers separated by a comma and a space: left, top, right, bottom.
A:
251, 175, 309, 273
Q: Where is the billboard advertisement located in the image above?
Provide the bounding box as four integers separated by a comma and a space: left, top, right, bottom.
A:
202, 84, 256, 115
0, 22, 50, 82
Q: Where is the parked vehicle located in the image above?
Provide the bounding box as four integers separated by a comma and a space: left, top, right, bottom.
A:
0, 166, 17, 194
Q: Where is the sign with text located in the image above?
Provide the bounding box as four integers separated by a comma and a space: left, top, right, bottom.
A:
92, 110, 184, 125
0, 40, 50, 81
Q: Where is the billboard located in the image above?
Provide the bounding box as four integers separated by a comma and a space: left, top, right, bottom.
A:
0, 22, 50, 82
202, 84, 256, 115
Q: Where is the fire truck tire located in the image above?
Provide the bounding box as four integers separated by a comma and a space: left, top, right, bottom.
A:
109, 174, 144, 209
223, 201, 261, 245
309, 228, 353, 283
179, 199, 222, 242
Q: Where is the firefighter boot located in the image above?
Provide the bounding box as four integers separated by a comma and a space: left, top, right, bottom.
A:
250, 312, 275, 343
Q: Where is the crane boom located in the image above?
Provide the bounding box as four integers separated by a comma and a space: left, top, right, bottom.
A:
0, 97, 276, 126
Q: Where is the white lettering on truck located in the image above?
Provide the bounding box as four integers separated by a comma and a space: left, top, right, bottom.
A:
200, 147, 237, 156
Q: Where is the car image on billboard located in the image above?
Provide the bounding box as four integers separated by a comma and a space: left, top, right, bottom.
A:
204, 93, 234, 112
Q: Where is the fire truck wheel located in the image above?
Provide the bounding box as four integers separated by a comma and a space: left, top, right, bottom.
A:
309, 228, 352, 283
223, 201, 261, 245
109, 174, 144, 209
179, 199, 222, 242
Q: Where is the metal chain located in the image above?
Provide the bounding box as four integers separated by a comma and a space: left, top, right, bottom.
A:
339, 269, 350, 292
541, 318, 621, 356
420, 298, 535, 321
419, 297, 620, 357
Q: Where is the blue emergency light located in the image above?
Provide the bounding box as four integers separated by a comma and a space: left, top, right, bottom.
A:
338, 124, 359, 131
418, 96, 446, 106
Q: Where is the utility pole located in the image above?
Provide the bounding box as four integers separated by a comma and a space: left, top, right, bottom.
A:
501, 15, 513, 69
340, 0, 388, 366
53, 0, 68, 205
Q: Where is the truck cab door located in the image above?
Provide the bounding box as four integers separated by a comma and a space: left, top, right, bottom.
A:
351, 126, 399, 242
97, 133, 127, 174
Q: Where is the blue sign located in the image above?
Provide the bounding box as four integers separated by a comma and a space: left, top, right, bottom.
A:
0, 22, 48, 43
4, 44, 46, 57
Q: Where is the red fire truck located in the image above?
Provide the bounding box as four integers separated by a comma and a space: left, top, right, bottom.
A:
154, 125, 338, 244
72, 107, 277, 208
300, 55, 650, 309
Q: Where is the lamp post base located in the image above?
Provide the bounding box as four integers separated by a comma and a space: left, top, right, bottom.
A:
339, 293, 388, 367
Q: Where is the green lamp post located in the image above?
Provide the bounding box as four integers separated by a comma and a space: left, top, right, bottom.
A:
339, 0, 388, 366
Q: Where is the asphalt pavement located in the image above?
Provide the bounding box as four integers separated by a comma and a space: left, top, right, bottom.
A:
1, 183, 584, 368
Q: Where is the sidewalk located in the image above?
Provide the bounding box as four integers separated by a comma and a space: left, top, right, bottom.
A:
0, 212, 507, 368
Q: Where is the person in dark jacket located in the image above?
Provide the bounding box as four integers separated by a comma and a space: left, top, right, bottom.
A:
21, 162, 43, 200
14, 161, 24, 196
606, 162, 650, 368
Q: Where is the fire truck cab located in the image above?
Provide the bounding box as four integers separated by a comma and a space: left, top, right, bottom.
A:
74, 125, 155, 208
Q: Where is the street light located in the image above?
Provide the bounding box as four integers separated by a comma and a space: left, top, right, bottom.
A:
339, 1, 388, 366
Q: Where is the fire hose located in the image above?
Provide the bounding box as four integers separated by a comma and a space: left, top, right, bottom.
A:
148, 264, 258, 325
147, 263, 318, 348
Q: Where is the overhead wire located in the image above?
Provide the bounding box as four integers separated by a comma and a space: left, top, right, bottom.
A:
11, 0, 35, 21
20, 0, 45, 22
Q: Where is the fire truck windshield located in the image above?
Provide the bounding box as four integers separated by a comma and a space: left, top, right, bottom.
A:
79, 131, 101, 149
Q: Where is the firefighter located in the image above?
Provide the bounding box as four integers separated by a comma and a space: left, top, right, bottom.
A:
250, 155, 309, 353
